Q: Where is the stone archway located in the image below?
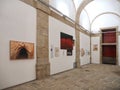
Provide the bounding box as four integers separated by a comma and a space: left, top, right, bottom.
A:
74, 0, 93, 67
75, 0, 93, 24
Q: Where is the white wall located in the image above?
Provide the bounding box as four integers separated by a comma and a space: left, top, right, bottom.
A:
80, 32, 90, 65
91, 37, 100, 64
49, 16, 75, 75
91, 14, 120, 65
118, 36, 120, 65
91, 33, 120, 66
0, 0, 36, 89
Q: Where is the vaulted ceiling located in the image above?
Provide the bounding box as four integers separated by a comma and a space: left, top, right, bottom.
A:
74, 0, 120, 33
49, 0, 120, 33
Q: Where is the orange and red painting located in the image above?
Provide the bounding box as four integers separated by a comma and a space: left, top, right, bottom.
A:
10, 40, 34, 60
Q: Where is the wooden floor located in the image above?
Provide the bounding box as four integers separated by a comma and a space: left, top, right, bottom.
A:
5, 64, 120, 90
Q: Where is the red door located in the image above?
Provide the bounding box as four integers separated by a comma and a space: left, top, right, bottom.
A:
102, 29, 116, 65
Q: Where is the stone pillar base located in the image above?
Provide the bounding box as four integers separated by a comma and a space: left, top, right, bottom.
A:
76, 62, 80, 68
36, 63, 50, 79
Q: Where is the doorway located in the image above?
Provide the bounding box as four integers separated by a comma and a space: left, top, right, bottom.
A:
101, 27, 118, 65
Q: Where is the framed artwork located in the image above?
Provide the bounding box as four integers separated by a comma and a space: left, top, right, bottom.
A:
72, 40, 75, 46
93, 44, 98, 51
87, 50, 90, 55
67, 49, 72, 56
62, 50, 65, 56
10, 40, 34, 60
60, 32, 74, 56
55, 47, 59, 57
81, 48, 85, 57
50, 45, 54, 58
85, 49, 90, 56
60, 32, 73, 50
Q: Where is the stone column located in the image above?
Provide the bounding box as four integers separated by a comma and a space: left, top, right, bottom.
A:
20, 0, 50, 80
75, 26, 80, 68
36, 9, 50, 79
20, 0, 36, 7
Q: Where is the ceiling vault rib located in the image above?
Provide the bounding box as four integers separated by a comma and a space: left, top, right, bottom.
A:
75, 0, 94, 24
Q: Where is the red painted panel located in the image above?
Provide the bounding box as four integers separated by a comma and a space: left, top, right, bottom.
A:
66, 38, 73, 49
102, 45, 116, 57
61, 32, 73, 50
102, 32, 116, 43
61, 38, 73, 49
61, 38, 67, 49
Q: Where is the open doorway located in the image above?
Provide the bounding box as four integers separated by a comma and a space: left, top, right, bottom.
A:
101, 27, 118, 65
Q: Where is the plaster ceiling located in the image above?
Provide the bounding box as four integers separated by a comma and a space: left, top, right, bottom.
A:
73, 0, 120, 33
84, 0, 120, 23
48, 0, 120, 33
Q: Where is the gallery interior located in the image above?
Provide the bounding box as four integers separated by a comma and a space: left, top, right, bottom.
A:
0, 0, 120, 89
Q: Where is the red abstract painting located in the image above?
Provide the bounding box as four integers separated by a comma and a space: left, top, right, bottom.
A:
60, 32, 73, 50
60, 32, 74, 56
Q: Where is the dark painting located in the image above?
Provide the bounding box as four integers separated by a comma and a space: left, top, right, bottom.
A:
67, 49, 72, 56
